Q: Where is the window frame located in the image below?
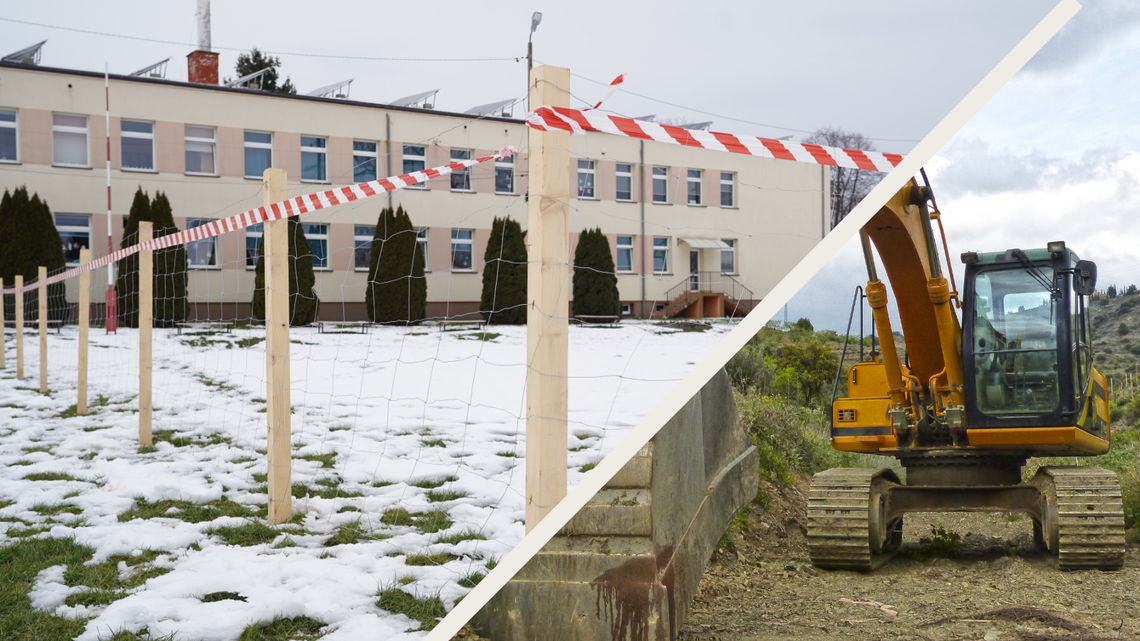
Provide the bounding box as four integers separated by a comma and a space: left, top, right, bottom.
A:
403, 145, 427, 189
451, 228, 475, 272
52, 112, 90, 168
652, 236, 670, 274
56, 213, 90, 265
243, 130, 273, 179
245, 222, 262, 270
415, 227, 430, 272
186, 219, 219, 269
304, 223, 330, 270
615, 163, 633, 201
720, 238, 736, 275
0, 108, 18, 163
616, 235, 635, 273
720, 171, 736, 208
353, 140, 378, 183
120, 119, 155, 172
652, 166, 668, 204
495, 154, 515, 195
450, 148, 473, 191
354, 225, 375, 271
577, 159, 597, 199
300, 135, 328, 183
687, 168, 703, 206
184, 124, 217, 176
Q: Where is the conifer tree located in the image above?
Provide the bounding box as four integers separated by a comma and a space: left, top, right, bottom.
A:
571, 227, 620, 318
479, 216, 527, 324
0, 187, 67, 321
252, 217, 320, 325
115, 189, 188, 328
366, 205, 426, 323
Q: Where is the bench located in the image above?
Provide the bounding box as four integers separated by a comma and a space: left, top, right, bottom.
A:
175, 321, 235, 335
435, 318, 488, 327
317, 321, 372, 334
3, 319, 63, 334
574, 315, 622, 324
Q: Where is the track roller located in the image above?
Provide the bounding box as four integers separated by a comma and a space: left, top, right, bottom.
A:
1032, 466, 1126, 570
807, 467, 903, 571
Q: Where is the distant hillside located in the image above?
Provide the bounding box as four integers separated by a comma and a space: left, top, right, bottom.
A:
1091, 289, 1140, 400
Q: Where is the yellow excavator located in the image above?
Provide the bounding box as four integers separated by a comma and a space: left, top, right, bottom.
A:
808, 176, 1124, 571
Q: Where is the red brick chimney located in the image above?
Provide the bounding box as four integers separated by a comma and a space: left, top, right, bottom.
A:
187, 50, 219, 85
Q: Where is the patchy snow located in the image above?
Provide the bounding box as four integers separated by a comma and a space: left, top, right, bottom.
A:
0, 321, 730, 640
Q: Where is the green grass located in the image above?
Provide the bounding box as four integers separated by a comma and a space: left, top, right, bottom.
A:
433, 529, 486, 545
579, 463, 596, 473
237, 616, 326, 640
82, 425, 111, 432
22, 472, 85, 482
376, 587, 446, 632
379, 508, 453, 534
298, 452, 337, 469
30, 503, 82, 517
496, 450, 518, 457
337, 505, 360, 513
204, 521, 282, 546
0, 537, 93, 640
325, 520, 388, 546
9, 460, 32, 466
425, 489, 465, 503
405, 553, 458, 567
234, 337, 264, 349
21, 445, 53, 454
458, 571, 485, 588
457, 331, 501, 342
202, 591, 247, 603
119, 497, 252, 523
420, 438, 446, 448
289, 482, 364, 500
409, 476, 457, 489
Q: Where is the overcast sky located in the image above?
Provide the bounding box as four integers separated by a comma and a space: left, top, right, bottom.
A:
786, 0, 1140, 333
1, 1, 1057, 156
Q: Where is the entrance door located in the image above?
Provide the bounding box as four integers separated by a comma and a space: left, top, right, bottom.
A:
690, 250, 700, 292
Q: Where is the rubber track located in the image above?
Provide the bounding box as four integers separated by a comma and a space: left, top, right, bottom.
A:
1042, 466, 1126, 570
807, 468, 895, 571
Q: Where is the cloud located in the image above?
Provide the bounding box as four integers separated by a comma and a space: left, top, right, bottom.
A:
932, 137, 1125, 197
1022, 0, 1140, 74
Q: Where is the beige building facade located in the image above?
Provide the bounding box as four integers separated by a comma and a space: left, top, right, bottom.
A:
0, 60, 829, 321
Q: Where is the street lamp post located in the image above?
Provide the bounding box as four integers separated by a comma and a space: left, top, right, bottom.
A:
527, 12, 542, 108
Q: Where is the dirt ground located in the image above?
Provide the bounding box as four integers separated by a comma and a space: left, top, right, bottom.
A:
677, 478, 1140, 641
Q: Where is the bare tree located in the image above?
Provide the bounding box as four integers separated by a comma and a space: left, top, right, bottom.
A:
804, 127, 883, 228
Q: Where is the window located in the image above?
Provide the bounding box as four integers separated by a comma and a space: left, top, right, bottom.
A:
301, 136, 327, 182
451, 229, 474, 271
403, 145, 426, 188
720, 239, 736, 274
186, 219, 218, 268
305, 223, 329, 269
577, 159, 596, 198
56, 214, 90, 264
185, 125, 216, 175
52, 113, 89, 167
687, 169, 702, 205
354, 225, 375, 271
450, 149, 472, 190
652, 166, 668, 203
616, 235, 634, 273
353, 140, 377, 183
120, 120, 154, 171
720, 171, 735, 207
416, 227, 429, 271
244, 131, 272, 178
0, 109, 17, 162
495, 155, 514, 194
653, 237, 669, 273
245, 223, 262, 268
621, 303, 632, 316
615, 163, 633, 201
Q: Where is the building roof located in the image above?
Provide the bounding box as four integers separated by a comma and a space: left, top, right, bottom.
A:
0, 60, 523, 125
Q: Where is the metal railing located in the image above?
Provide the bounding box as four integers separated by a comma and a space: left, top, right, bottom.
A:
661, 271, 756, 316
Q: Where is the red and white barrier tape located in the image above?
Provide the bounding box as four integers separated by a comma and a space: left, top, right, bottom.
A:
0, 148, 513, 295
526, 106, 902, 172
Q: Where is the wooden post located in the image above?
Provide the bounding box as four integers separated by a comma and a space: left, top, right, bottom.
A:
263, 168, 292, 525
15, 274, 23, 380
38, 266, 47, 393
78, 250, 90, 415
138, 221, 153, 445
525, 65, 571, 532
0, 278, 5, 370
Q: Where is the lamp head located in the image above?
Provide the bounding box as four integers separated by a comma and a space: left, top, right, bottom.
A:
531, 12, 543, 33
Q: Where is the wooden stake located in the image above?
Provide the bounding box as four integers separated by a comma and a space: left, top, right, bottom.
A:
38, 266, 47, 393
15, 274, 23, 380
0, 278, 5, 371
525, 65, 571, 532
138, 221, 153, 445
78, 250, 90, 415
263, 168, 292, 525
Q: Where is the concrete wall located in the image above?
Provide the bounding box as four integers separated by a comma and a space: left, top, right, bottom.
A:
473, 369, 757, 640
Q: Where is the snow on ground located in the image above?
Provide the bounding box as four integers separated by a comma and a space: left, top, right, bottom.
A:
0, 320, 731, 640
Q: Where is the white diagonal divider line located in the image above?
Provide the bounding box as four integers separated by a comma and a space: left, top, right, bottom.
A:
426, 1, 1081, 638
0, 148, 514, 296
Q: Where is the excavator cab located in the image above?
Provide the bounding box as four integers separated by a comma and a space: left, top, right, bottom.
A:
961, 244, 1110, 452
